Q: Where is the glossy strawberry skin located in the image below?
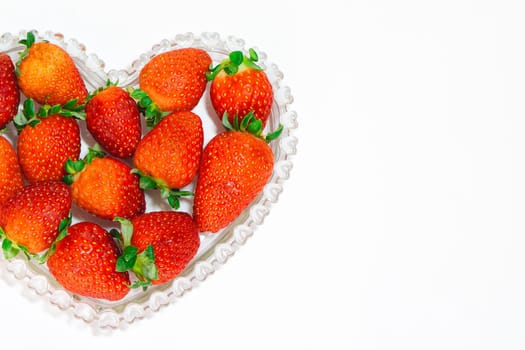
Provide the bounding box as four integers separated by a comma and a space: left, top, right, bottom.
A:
210, 68, 273, 127
139, 48, 211, 112
47, 222, 130, 301
133, 111, 203, 189
70, 157, 146, 220
0, 181, 71, 253
86, 86, 142, 158
17, 115, 80, 184
130, 211, 200, 285
17, 42, 87, 106
0, 53, 20, 129
193, 131, 274, 233
0, 136, 24, 206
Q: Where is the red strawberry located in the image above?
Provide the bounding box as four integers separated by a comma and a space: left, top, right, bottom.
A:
0, 136, 24, 206
133, 111, 203, 208
86, 85, 142, 158
16, 99, 82, 184
0, 181, 71, 257
47, 222, 130, 301
115, 211, 200, 287
207, 49, 273, 128
193, 113, 282, 233
0, 53, 20, 129
64, 146, 146, 220
139, 48, 211, 112
16, 32, 87, 106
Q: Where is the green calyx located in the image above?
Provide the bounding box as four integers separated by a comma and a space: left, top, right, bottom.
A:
206, 48, 263, 81
222, 112, 283, 143
36, 213, 72, 263
126, 87, 170, 128
62, 144, 106, 185
0, 227, 30, 260
1, 237, 31, 260
114, 217, 158, 289
15, 31, 36, 76
131, 169, 193, 210
19, 31, 36, 49
14, 98, 86, 133
86, 79, 119, 103
0, 213, 72, 263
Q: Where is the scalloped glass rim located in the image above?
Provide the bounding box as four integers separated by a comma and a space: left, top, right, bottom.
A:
0, 30, 298, 329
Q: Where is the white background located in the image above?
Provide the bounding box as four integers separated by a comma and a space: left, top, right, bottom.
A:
1, 0, 525, 349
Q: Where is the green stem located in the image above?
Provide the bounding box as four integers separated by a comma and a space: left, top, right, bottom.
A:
206, 48, 263, 81
132, 169, 194, 209
126, 87, 169, 128
15, 31, 36, 76
113, 218, 158, 289
222, 112, 284, 144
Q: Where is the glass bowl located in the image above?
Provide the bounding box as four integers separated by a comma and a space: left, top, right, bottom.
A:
0, 30, 298, 329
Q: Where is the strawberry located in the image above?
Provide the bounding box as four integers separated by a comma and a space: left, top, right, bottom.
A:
207, 49, 273, 128
16, 32, 87, 106
47, 222, 130, 301
133, 111, 203, 208
114, 211, 200, 287
86, 84, 142, 158
0, 136, 24, 206
0, 53, 20, 129
64, 146, 146, 221
16, 99, 82, 184
139, 47, 211, 112
0, 181, 71, 257
193, 113, 282, 233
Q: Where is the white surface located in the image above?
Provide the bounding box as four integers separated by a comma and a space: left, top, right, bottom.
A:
1, 0, 525, 349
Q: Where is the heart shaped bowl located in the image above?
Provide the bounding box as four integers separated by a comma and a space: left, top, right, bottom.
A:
0, 30, 298, 329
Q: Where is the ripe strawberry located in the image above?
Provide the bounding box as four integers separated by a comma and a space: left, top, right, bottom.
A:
16, 99, 82, 184
47, 222, 130, 301
193, 113, 282, 233
0, 53, 20, 129
114, 211, 200, 287
64, 146, 146, 220
0, 181, 71, 257
86, 85, 142, 158
133, 111, 203, 208
207, 49, 273, 128
139, 47, 211, 112
16, 32, 87, 106
0, 136, 24, 206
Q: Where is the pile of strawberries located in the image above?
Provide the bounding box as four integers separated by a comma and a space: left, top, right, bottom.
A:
0, 32, 282, 301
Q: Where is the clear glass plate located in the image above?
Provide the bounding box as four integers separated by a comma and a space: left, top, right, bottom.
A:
0, 30, 298, 329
